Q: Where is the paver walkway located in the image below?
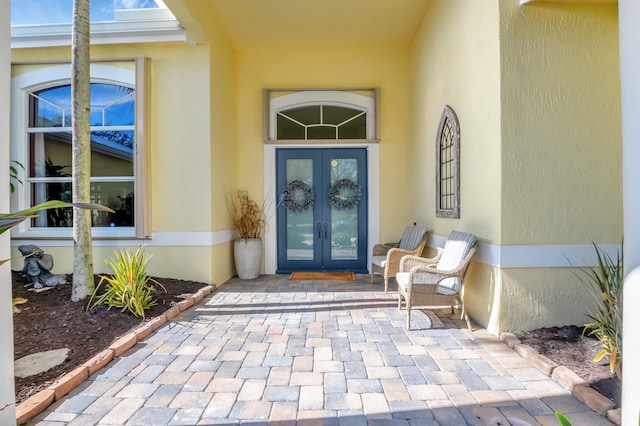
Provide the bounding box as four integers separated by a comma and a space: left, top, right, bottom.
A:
29, 275, 612, 425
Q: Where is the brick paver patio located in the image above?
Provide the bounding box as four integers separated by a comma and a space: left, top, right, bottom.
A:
28, 275, 612, 425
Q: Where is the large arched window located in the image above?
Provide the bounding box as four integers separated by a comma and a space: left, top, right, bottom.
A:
265, 89, 379, 143
28, 83, 135, 228
10, 60, 150, 238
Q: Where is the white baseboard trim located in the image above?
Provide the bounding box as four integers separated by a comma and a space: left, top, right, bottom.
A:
10, 230, 236, 248
429, 234, 621, 268
11, 230, 620, 268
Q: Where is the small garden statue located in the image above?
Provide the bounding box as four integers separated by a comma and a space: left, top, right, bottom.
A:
18, 244, 67, 289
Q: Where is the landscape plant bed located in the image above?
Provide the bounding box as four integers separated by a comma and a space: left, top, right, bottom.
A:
517, 325, 621, 407
12, 271, 209, 404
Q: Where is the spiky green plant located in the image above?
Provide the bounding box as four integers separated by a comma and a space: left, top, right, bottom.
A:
555, 412, 572, 426
9, 160, 24, 193
88, 246, 164, 319
1, 200, 114, 265
575, 243, 622, 378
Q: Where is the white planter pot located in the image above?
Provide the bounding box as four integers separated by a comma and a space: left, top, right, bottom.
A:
234, 238, 263, 280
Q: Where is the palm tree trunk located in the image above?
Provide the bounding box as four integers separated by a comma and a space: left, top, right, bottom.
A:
71, 0, 94, 301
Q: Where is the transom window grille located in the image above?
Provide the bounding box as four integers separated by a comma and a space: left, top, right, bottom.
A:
277, 105, 366, 140
265, 89, 379, 143
435, 105, 460, 218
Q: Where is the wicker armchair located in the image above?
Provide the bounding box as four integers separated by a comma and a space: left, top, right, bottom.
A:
396, 231, 478, 330
370, 225, 428, 293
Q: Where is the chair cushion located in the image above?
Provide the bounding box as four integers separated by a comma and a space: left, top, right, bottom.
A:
396, 272, 409, 291
436, 231, 477, 293
398, 226, 427, 251
396, 272, 457, 295
371, 256, 387, 267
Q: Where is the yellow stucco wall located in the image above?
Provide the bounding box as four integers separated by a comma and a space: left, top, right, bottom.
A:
11, 245, 214, 283
235, 46, 414, 242
491, 1, 621, 332
12, 43, 214, 233
409, 0, 621, 334
10, 32, 238, 283
498, 267, 595, 333
409, 0, 502, 243
500, 0, 622, 245
202, 1, 238, 281
464, 263, 600, 334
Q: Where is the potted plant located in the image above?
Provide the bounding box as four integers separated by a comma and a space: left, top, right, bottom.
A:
227, 189, 266, 279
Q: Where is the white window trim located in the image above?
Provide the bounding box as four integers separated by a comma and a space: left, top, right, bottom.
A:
10, 63, 147, 239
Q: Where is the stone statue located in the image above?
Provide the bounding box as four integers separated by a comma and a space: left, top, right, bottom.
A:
18, 245, 67, 289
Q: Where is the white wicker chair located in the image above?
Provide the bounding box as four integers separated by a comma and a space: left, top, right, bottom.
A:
396, 231, 478, 330
370, 225, 428, 293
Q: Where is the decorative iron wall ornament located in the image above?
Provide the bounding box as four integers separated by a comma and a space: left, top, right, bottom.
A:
329, 178, 362, 210
283, 180, 315, 212
436, 105, 460, 218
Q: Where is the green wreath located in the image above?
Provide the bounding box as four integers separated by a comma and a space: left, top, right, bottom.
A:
283, 180, 315, 212
329, 179, 362, 210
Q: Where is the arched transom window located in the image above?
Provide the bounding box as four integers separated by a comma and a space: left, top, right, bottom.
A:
266, 89, 379, 143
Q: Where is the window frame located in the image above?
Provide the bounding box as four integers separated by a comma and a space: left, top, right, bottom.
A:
10, 58, 151, 239
435, 105, 461, 219
264, 89, 380, 144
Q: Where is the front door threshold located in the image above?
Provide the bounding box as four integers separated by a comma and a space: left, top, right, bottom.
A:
276, 268, 369, 275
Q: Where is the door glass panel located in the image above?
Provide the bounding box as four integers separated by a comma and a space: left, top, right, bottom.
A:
286, 159, 314, 260
330, 158, 359, 261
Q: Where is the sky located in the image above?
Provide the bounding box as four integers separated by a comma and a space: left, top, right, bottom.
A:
11, 0, 163, 25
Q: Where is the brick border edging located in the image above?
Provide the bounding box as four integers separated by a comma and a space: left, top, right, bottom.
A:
499, 332, 621, 425
15, 285, 215, 425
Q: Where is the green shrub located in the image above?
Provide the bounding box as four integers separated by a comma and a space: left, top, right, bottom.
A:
88, 246, 164, 319
575, 243, 622, 378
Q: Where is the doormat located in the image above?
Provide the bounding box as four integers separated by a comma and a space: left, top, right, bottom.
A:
289, 271, 357, 281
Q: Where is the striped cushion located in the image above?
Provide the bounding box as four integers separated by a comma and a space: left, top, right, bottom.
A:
398, 226, 427, 251
437, 231, 477, 293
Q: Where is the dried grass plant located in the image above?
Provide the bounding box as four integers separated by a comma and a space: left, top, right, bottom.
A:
226, 189, 266, 239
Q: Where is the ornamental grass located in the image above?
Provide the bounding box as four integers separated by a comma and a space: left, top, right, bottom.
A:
88, 246, 164, 319
576, 243, 623, 378
226, 189, 266, 239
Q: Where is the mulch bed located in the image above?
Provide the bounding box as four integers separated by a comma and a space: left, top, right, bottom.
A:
517, 325, 621, 407
12, 271, 209, 405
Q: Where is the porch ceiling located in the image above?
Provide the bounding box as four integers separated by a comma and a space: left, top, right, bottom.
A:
207, 0, 431, 50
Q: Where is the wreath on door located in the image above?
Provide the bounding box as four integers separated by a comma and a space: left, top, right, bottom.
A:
282, 180, 315, 212
328, 178, 362, 210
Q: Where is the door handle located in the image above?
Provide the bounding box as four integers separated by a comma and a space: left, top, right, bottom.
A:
324, 222, 328, 239
317, 223, 322, 239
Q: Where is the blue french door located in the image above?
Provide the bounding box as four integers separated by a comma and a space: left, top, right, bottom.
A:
276, 148, 368, 273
